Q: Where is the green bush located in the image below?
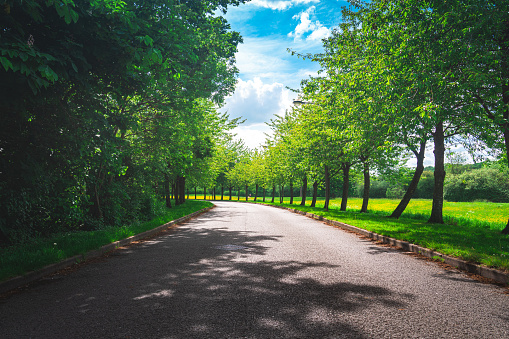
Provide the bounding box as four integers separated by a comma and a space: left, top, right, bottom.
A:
386, 185, 406, 199
356, 180, 390, 198
444, 167, 509, 202
414, 170, 434, 199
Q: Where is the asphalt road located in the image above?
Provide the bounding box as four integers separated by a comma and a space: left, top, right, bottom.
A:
1, 201, 508, 338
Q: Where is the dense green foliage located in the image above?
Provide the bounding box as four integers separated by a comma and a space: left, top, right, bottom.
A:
445, 167, 509, 203
0, 0, 245, 244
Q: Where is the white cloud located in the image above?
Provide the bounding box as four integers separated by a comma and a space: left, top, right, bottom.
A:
234, 36, 321, 89
231, 123, 274, 150
288, 6, 331, 41
221, 78, 295, 124
250, 0, 319, 11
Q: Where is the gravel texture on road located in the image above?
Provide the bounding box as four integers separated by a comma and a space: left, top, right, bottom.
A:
1, 201, 508, 338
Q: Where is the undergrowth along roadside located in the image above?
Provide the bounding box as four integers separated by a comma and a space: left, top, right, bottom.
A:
254, 199, 509, 273
0, 201, 213, 283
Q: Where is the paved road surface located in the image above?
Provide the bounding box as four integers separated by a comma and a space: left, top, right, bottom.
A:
1, 202, 508, 338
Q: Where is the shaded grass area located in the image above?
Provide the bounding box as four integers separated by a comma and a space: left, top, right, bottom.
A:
252, 198, 509, 272
0, 201, 213, 282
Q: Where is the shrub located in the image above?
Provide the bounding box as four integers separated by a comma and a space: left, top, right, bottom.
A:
356, 180, 390, 198
444, 167, 509, 202
414, 170, 434, 199
386, 185, 406, 199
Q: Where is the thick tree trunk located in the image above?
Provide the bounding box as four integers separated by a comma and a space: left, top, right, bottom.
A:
164, 177, 172, 208
254, 184, 258, 201
245, 183, 248, 201
501, 88, 509, 233
263, 188, 266, 202
289, 180, 294, 205
271, 185, 275, 203
179, 176, 185, 204
221, 186, 224, 201
390, 141, 426, 218
361, 161, 370, 213
173, 181, 180, 206
91, 184, 103, 219
340, 163, 350, 211
428, 121, 446, 224
311, 181, 318, 207
300, 175, 307, 206
324, 165, 330, 211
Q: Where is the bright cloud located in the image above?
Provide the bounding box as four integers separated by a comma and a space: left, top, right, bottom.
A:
288, 6, 331, 41
221, 78, 295, 124
221, 78, 294, 149
231, 123, 274, 150
250, 0, 319, 11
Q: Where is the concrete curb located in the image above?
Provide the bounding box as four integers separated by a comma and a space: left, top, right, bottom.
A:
0, 206, 214, 295
261, 203, 509, 285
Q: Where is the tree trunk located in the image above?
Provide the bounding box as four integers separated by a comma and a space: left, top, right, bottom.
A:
91, 184, 103, 219
179, 176, 185, 204
311, 181, 318, 207
194, 187, 197, 200
428, 121, 446, 224
324, 165, 330, 211
213, 187, 216, 201
221, 186, 224, 200
390, 140, 426, 218
173, 181, 180, 206
263, 187, 266, 202
289, 180, 294, 205
300, 175, 307, 206
237, 186, 240, 200
245, 183, 248, 201
204, 187, 207, 200
229, 186, 232, 200
340, 163, 350, 211
164, 177, 172, 208
502, 78, 509, 233
279, 185, 284, 204
271, 185, 275, 203
254, 184, 258, 201
361, 161, 370, 213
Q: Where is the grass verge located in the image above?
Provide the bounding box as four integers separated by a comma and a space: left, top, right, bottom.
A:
253, 198, 509, 272
0, 200, 213, 282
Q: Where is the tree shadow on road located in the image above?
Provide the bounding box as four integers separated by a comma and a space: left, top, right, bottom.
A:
0, 212, 415, 339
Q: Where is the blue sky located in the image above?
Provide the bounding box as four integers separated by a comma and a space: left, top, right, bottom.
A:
219, 0, 350, 149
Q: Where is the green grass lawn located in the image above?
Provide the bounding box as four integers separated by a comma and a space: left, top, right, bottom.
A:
0, 200, 213, 282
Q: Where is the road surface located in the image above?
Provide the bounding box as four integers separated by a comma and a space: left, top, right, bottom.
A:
1, 201, 508, 338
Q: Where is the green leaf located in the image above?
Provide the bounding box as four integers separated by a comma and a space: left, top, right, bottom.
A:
0, 57, 13, 71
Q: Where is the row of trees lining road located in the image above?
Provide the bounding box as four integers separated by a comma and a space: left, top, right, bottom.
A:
295, 0, 509, 233
294, 0, 509, 233
206, 1, 507, 234
0, 0, 246, 244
